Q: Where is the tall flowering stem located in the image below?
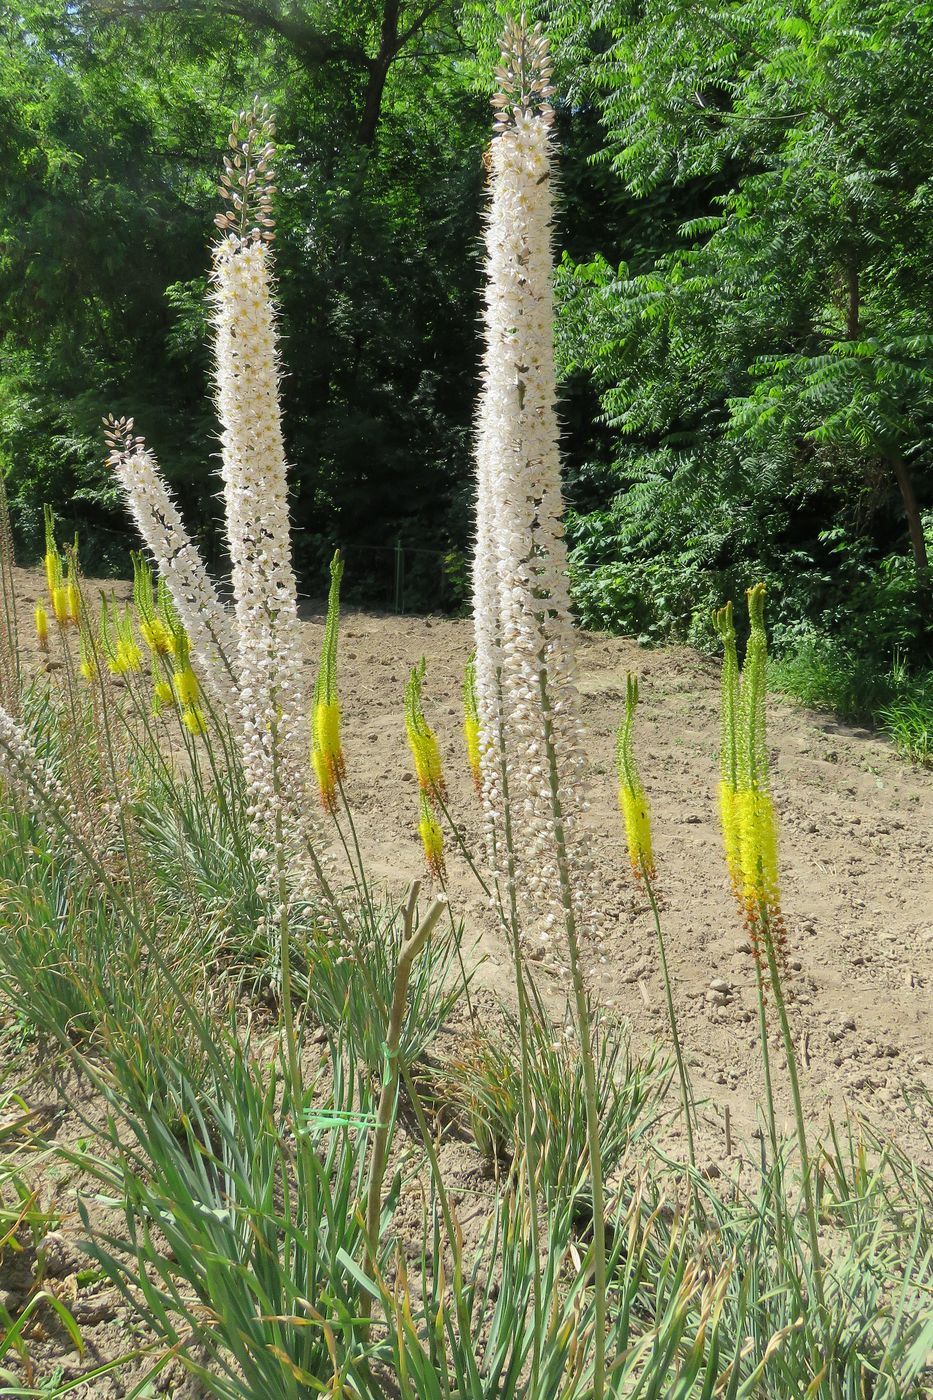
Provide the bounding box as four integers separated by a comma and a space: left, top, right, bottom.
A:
105, 418, 239, 717
715, 585, 827, 1327
210, 104, 311, 840
210, 102, 312, 1092
616, 674, 694, 1166
471, 19, 607, 1395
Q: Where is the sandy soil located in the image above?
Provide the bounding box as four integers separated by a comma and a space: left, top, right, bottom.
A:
3, 566, 933, 1391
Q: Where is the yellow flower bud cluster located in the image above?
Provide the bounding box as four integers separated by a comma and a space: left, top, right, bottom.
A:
615, 674, 655, 883
406, 658, 446, 880
310, 552, 346, 812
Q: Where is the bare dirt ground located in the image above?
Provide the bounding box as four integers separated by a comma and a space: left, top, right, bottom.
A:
309, 602, 933, 1167
8, 565, 933, 1161
3, 566, 933, 1392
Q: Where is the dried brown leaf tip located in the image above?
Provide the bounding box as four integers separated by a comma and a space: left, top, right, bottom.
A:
492, 14, 555, 130
214, 100, 277, 244
102, 414, 145, 465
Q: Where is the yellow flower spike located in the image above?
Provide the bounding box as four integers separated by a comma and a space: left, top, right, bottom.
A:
52, 586, 68, 626
615, 674, 656, 882
156, 575, 181, 653
311, 551, 346, 808
115, 604, 142, 673
43, 504, 63, 602
64, 546, 82, 626
418, 792, 446, 881
35, 603, 50, 653
405, 657, 446, 799
736, 789, 779, 911
167, 619, 198, 704
463, 653, 482, 794
98, 596, 124, 674
716, 584, 788, 974
132, 553, 173, 656
181, 705, 207, 736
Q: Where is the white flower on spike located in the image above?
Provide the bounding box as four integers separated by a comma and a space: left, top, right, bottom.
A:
103, 416, 239, 716
472, 18, 594, 940
209, 104, 313, 835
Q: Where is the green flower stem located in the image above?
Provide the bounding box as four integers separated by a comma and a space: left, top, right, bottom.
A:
643, 871, 695, 1169
493, 682, 544, 1394
760, 911, 828, 1329
536, 666, 607, 1400
361, 881, 445, 1342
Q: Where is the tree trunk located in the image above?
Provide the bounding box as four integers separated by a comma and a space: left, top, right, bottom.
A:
359, 0, 400, 147
890, 450, 930, 581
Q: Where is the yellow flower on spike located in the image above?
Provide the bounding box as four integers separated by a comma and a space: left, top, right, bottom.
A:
182, 706, 207, 736
99, 597, 143, 675
405, 657, 445, 798
35, 603, 49, 653
736, 789, 779, 911
310, 552, 345, 811
43, 505, 62, 602
65, 569, 80, 627
52, 586, 68, 626
173, 666, 199, 707
164, 614, 198, 706
615, 674, 655, 882
463, 653, 482, 794
718, 781, 741, 900
141, 618, 171, 654
153, 679, 175, 713
116, 605, 143, 673
714, 584, 788, 974
418, 792, 446, 881
133, 553, 174, 656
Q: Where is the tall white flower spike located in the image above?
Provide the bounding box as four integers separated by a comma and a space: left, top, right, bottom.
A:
209, 103, 312, 832
472, 18, 592, 946
104, 416, 239, 717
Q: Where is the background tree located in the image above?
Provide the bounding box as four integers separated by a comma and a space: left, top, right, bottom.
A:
555, 0, 933, 663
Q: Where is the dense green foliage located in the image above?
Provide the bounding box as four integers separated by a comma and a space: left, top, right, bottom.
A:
2, 1, 933, 731
553, 0, 933, 717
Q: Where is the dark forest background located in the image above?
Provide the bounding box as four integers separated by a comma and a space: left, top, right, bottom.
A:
3, 1, 933, 741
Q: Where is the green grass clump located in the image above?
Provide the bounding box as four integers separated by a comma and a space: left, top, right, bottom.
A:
771, 630, 933, 765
